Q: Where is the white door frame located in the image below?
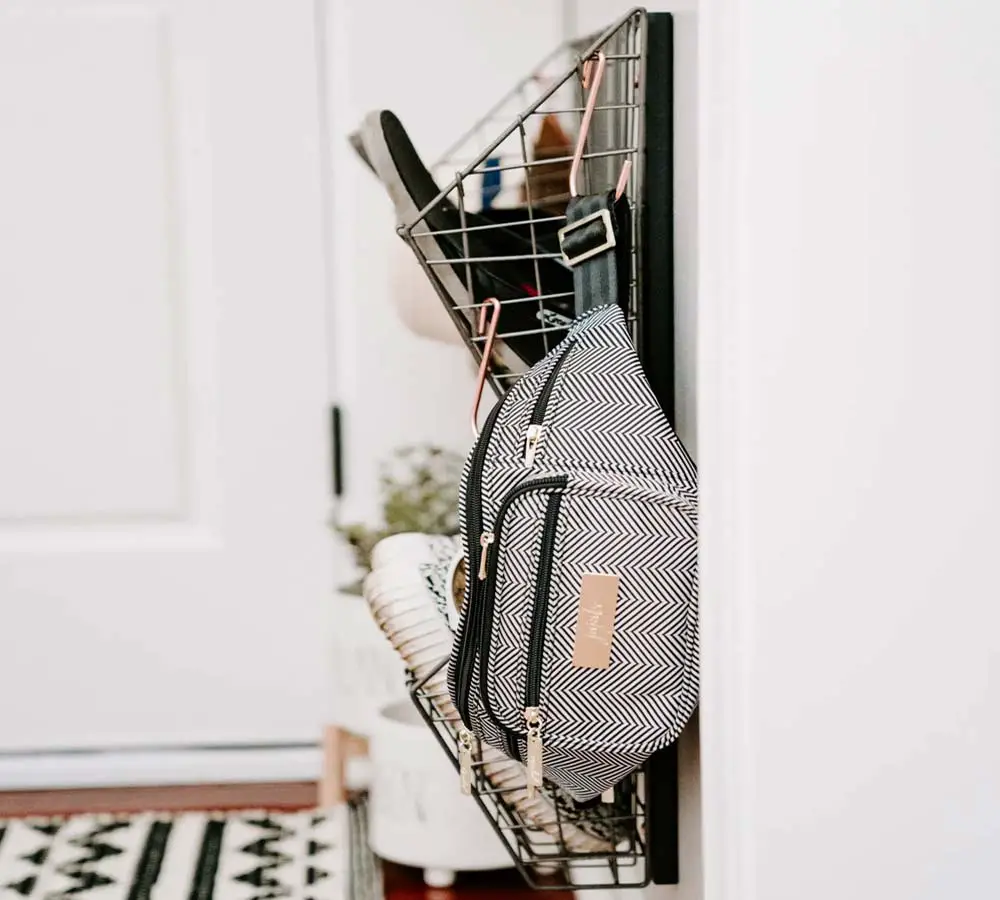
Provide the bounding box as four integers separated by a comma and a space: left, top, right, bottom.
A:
697, 0, 755, 898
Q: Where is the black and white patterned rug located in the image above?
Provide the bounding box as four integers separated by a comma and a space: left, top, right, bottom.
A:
0, 799, 380, 899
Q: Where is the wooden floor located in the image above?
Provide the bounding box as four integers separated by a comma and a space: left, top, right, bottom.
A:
0, 782, 572, 900
0, 781, 318, 817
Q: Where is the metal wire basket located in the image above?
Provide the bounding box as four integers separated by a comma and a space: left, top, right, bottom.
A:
399, 8, 648, 400
398, 8, 670, 891
409, 657, 650, 891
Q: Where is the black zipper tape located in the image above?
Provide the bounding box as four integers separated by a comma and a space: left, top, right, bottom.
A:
455, 396, 506, 729
455, 339, 573, 732
475, 477, 568, 757
524, 491, 563, 709
529, 343, 575, 427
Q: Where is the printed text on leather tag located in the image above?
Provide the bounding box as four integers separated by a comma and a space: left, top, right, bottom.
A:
572, 573, 620, 669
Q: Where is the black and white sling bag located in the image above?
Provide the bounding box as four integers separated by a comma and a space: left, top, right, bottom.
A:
447, 192, 699, 802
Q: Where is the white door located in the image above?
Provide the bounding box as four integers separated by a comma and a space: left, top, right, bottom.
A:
0, 0, 333, 755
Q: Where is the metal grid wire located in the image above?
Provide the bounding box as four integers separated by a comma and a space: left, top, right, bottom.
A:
409, 658, 649, 891
401, 8, 656, 890
400, 8, 648, 398
363, 540, 648, 889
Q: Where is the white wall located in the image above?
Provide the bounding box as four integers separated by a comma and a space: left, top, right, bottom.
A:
699, 2, 1000, 899
573, 5, 702, 899
322, 0, 562, 534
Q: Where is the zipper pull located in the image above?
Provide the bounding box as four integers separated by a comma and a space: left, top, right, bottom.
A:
524, 424, 543, 467
524, 707, 543, 798
458, 729, 474, 795
478, 531, 494, 580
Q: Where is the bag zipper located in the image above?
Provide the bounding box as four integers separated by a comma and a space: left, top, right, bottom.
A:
524, 491, 563, 708
521, 492, 563, 792
476, 478, 567, 760
471, 472, 690, 733
524, 707, 543, 798
454, 395, 506, 729
458, 728, 474, 795
454, 341, 570, 726
476, 476, 671, 766
524, 344, 575, 467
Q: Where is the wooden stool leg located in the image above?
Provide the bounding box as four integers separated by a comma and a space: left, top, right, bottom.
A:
319, 724, 345, 807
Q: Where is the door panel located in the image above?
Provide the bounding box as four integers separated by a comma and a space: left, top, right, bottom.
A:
0, 0, 332, 750
0, 7, 185, 521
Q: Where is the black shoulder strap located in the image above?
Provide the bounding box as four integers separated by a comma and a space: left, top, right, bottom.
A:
560, 191, 630, 317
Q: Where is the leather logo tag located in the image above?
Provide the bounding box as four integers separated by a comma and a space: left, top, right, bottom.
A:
572, 573, 619, 669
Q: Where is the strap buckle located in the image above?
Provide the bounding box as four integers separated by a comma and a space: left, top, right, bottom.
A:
558, 208, 616, 267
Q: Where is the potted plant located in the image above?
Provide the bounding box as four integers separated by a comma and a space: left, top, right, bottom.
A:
335, 444, 463, 594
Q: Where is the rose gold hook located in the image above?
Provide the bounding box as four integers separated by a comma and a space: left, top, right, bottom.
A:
471, 298, 501, 438
569, 51, 630, 201
615, 159, 632, 197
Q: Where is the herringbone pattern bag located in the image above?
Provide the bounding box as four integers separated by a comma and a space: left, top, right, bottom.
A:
447, 194, 699, 802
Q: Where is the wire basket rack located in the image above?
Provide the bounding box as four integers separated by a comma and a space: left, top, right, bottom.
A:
400, 8, 663, 891
409, 657, 649, 891
399, 7, 648, 400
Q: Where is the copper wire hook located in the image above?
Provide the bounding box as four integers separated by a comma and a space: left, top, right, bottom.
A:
569, 51, 631, 201
471, 298, 502, 438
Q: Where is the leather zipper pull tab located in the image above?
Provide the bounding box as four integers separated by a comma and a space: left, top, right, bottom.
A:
478, 531, 494, 580
524, 707, 543, 798
458, 729, 474, 795
524, 424, 543, 467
